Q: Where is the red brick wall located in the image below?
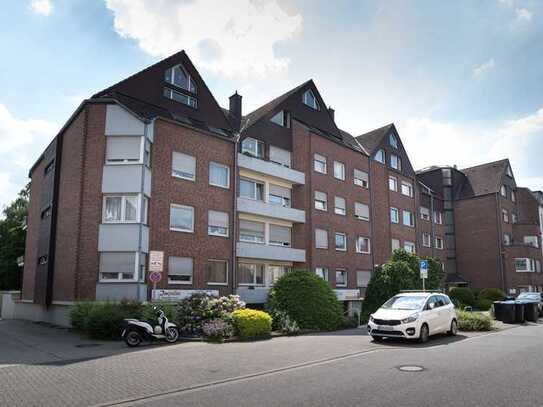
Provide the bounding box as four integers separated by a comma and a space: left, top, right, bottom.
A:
369, 161, 390, 265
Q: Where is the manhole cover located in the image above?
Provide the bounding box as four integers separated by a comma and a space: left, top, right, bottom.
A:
397, 365, 424, 372
75, 344, 101, 348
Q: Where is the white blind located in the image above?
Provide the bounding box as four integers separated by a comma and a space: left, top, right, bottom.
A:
106, 137, 142, 161
356, 271, 371, 287
172, 151, 196, 178
355, 202, 369, 219
169, 256, 193, 276
209, 210, 228, 228
315, 191, 327, 201
269, 146, 291, 167
240, 220, 265, 233
269, 184, 291, 199
315, 229, 328, 248
335, 196, 346, 209
354, 169, 368, 183
100, 252, 135, 274
270, 225, 291, 244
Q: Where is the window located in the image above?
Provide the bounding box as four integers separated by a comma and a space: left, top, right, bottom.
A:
238, 263, 265, 285
503, 234, 512, 246
435, 236, 444, 250
335, 269, 347, 287
524, 236, 539, 248
420, 207, 430, 221
357, 271, 371, 288
374, 149, 385, 164
165, 65, 196, 93
44, 160, 55, 175
506, 166, 513, 177
390, 154, 401, 171
389, 133, 398, 148
334, 196, 346, 216
356, 236, 371, 254
316, 267, 329, 281
208, 210, 229, 237
314, 154, 327, 174
515, 258, 536, 273
511, 212, 518, 224
106, 136, 142, 164
537, 260, 542, 273
403, 210, 414, 227
500, 185, 507, 198
303, 89, 319, 110
314, 191, 327, 211
502, 209, 509, 223
103, 195, 139, 223
389, 176, 398, 191
315, 229, 328, 249
172, 151, 196, 181
239, 220, 265, 243
401, 181, 413, 197
511, 190, 516, 202
391, 239, 400, 251
422, 233, 431, 247
270, 110, 290, 127
433, 211, 443, 224
404, 241, 416, 254
144, 139, 151, 167
333, 161, 345, 181
206, 260, 228, 285
267, 265, 289, 286
353, 169, 369, 188
209, 162, 230, 188
168, 256, 193, 284
335, 232, 347, 251
354, 202, 370, 221
269, 224, 291, 247
170, 204, 194, 232
241, 137, 264, 159
163, 87, 197, 108
269, 146, 291, 168
390, 207, 399, 223
239, 178, 264, 201
269, 185, 291, 207
99, 252, 137, 281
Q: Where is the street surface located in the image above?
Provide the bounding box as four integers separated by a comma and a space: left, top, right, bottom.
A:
1, 319, 541, 407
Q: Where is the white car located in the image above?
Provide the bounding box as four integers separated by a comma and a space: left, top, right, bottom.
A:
367, 292, 458, 343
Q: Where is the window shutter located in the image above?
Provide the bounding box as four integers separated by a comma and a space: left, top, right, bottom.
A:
335, 196, 346, 210
315, 229, 328, 248
209, 210, 228, 228
106, 137, 142, 161
355, 202, 369, 220
100, 252, 135, 275
168, 257, 193, 276
269, 146, 291, 167
240, 220, 265, 233
356, 271, 371, 287
172, 152, 196, 177
315, 191, 327, 201
270, 225, 291, 244
269, 185, 291, 199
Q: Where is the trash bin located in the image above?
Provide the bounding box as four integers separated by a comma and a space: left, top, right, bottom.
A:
493, 301, 504, 321
522, 301, 539, 323
500, 301, 516, 324
514, 301, 525, 323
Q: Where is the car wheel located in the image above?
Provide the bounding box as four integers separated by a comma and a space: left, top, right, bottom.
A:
419, 324, 429, 343
448, 319, 458, 336
371, 335, 384, 342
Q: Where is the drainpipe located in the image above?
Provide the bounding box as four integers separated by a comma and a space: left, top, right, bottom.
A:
232, 133, 240, 295
429, 187, 436, 258
368, 159, 375, 274
495, 193, 506, 292
137, 121, 151, 302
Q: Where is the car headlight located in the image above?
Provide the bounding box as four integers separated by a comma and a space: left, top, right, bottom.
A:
369, 315, 374, 322
401, 313, 419, 324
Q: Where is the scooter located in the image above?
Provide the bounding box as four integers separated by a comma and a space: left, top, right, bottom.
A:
122, 307, 179, 347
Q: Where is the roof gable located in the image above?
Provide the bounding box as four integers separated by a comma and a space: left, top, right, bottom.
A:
459, 159, 513, 197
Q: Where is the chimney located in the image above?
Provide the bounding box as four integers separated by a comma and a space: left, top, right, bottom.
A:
328, 106, 335, 121
229, 91, 242, 131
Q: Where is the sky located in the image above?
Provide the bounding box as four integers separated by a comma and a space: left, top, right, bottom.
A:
0, 0, 542, 210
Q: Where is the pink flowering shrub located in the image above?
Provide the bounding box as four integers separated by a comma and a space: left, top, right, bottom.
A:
202, 319, 234, 342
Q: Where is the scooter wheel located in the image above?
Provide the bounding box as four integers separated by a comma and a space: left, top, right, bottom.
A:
124, 330, 143, 347
165, 327, 179, 343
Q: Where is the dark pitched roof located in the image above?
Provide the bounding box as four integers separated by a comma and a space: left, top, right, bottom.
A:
355, 123, 394, 154
460, 159, 510, 197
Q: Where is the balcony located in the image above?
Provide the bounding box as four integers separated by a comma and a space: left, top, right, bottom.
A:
237, 198, 305, 223
102, 164, 152, 196
236, 242, 306, 262
238, 153, 305, 185
98, 224, 149, 252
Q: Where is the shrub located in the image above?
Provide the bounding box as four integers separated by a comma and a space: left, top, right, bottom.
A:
86, 303, 129, 340
202, 319, 234, 342
449, 287, 476, 307
267, 270, 343, 331
476, 298, 493, 311
232, 309, 272, 339
141, 302, 177, 323
457, 310, 493, 331
479, 288, 505, 302
70, 301, 95, 332
268, 309, 300, 335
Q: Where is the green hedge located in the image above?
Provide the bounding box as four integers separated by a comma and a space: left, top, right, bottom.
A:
457, 311, 493, 331
478, 288, 505, 302
476, 298, 493, 311
231, 309, 272, 339
449, 287, 476, 307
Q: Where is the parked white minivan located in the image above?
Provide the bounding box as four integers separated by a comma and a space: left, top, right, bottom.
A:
367, 291, 457, 343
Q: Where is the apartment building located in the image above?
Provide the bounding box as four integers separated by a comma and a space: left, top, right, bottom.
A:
19, 49, 542, 325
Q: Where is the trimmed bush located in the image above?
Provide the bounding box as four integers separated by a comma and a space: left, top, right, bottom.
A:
267, 270, 343, 331
449, 287, 476, 307
457, 310, 493, 331
232, 309, 272, 339
476, 298, 493, 311
479, 288, 505, 302
70, 301, 95, 332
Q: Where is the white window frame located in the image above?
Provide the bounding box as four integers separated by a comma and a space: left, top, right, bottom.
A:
404, 241, 416, 254
102, 195, 140, 224
354, 202, 370, 221
206, 259, 228, 286
403, 210, 414, 227
268, 224, 292, 247
390, 207, 399, 224
163, 87, 198, 108
209, 162, 230, 189
375, 149, 385, 164
170, 204, 195, 233
420, 207, 430, 221
524, 236, 539, 248
208, 210, 229, 238
239, 220, 266, 244
99, 252, 140, 282
239, 178, 264, 201
314, 154, 327, 174
335, 232, 347, 252
303, 89, 319, 110
335, 269, 347, 287
503, 233, 512, 246
389, 176, 398, 192
353, 169, 369, 188
401, 181, 413, 197
241, 137, 265, 159
333, 161, 346, 181
172, 151, 196, 181
168, 256, 194, 285
237, 263, 266, 286
334, 196, 346, 216
390, 154, 401, 171
356, 236, 371, 254
433, 211, 443, 224
269, 145, 291, 168
515, 258, 536, 273
314, 191, 328, 211
389, 133, 398, 149
165, 64, 197, 93
435, 236, 444, 250
391, 238, 401, 251
316, 267, 329, 281
315, 228, 329, 249
422, 233, 431, 247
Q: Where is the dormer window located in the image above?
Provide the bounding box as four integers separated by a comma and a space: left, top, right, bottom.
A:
506, 165, 513, 177
374, 149, 385, 164
389, 133, 398, 149
303, 90, 319, 110
270, 110, 290, 127
163, 88, 198, 108
165, 65, 196, 94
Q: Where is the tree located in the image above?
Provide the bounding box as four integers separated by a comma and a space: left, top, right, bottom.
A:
362, 249, 444, 320
0, 184, 29, 290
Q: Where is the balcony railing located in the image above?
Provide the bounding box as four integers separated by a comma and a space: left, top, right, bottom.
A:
236, 241, 306, 262
238, 153, 305, 185
237, 198, 305, 223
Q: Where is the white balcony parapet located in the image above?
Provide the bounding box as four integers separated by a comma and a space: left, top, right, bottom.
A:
238, 153, 305, 185
237, 198, 305, 223
236, 242, 306, 262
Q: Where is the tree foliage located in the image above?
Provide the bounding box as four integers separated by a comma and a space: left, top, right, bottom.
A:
362, 249, 444, 320
0, 184, 29, 290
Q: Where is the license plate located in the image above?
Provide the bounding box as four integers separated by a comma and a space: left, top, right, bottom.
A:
378, 325, 393, 331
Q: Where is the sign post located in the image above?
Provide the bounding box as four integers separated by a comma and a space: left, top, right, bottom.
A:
419, 260, 428, 291
148, 251, 164, 293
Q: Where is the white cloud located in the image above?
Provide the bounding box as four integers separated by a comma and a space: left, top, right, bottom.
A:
473, 58, 495, 76
0, 104, 57, 209
104, 0, 303, 78
515, 8, 532, 22
29, 0, 53, 16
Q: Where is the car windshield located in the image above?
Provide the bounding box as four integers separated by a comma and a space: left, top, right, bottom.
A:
381, 295, 427, 310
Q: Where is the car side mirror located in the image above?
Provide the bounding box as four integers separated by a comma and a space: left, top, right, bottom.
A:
428, 303, 435, 310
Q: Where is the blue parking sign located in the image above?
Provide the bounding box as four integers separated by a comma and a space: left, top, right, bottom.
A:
419, 260, 428, 270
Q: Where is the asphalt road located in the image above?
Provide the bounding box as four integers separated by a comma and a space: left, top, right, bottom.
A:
1, 320, 541, 407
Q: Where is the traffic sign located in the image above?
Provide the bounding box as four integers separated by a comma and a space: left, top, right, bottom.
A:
149, 271, 162, 283
149, 251, 164, 272
419, 260, 428, 290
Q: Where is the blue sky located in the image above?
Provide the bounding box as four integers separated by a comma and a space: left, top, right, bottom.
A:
0, 0, 542, 209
